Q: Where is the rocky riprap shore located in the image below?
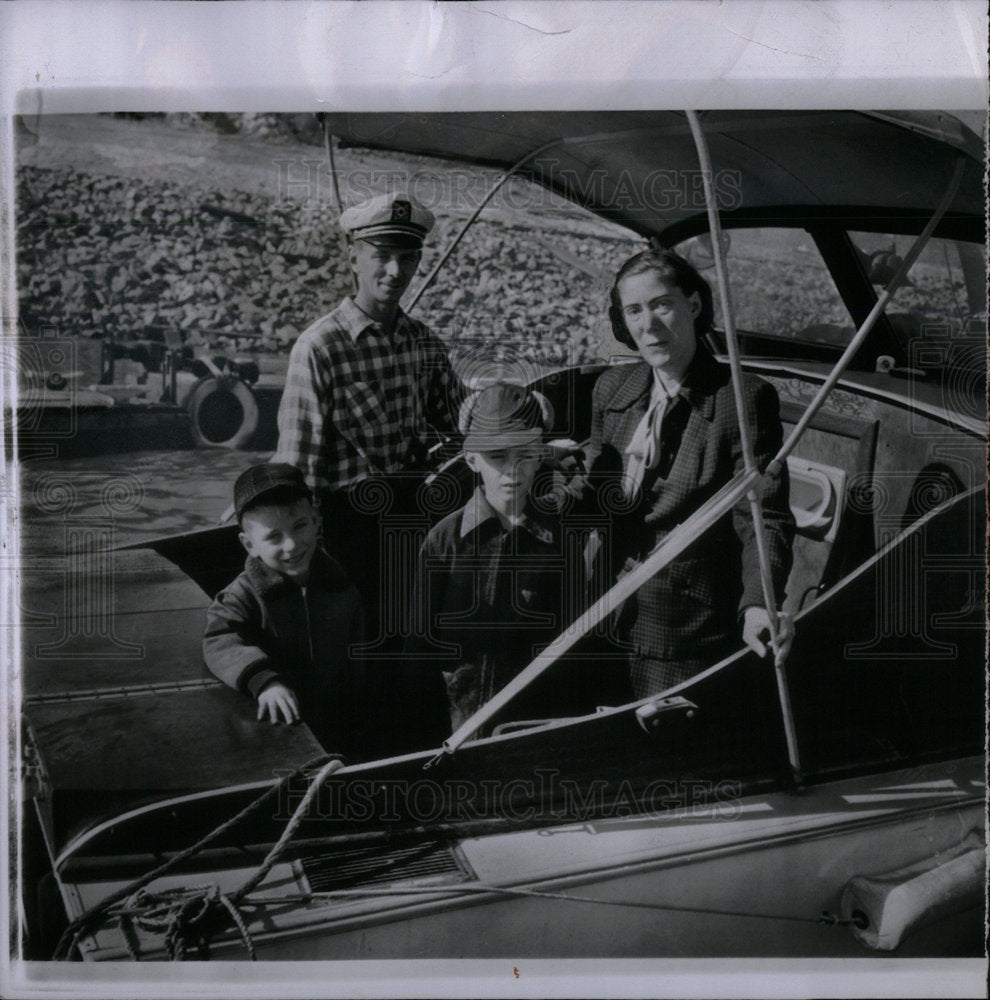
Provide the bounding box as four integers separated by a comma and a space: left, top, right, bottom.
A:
16, 129, 641, 384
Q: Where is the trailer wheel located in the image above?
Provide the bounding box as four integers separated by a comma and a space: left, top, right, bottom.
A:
185, 376, 259, 449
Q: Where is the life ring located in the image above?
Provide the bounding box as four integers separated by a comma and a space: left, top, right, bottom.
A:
184, 375, 259, 449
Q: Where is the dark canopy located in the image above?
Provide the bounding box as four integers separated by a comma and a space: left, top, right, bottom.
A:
322, 110, 984, 239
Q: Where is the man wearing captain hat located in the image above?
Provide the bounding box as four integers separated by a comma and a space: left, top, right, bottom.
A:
275, 191, 465, 642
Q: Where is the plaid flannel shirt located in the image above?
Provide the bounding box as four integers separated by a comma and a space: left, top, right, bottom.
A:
275, 297, 464, 497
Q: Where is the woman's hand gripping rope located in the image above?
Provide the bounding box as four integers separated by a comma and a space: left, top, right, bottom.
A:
742, 606, 794, 668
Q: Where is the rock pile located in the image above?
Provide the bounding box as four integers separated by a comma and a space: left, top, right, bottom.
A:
16, 162, 640, 380
17, 167, 349, 354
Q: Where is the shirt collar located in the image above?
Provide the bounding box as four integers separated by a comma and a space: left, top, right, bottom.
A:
651, 368, 683, 402
606, 349, 720, 420
245, 547, 350, 598
339, 296, 411, 343
459, 485, 556, 545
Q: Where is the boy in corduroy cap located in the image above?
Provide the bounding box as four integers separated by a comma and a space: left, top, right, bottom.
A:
407, 383, 571, 736
203, 462, 365, 752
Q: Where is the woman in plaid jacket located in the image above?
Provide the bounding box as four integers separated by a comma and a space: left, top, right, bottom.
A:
584, 249, 795, 698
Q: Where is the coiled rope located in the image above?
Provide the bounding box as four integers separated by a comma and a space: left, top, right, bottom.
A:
53, 754, 344, 961
117, 884, 256, 961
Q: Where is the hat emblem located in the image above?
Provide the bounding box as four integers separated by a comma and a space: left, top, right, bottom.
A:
391, 200, 412, 221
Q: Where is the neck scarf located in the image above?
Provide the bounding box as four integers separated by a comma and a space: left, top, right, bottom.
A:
622, 374, 678, 501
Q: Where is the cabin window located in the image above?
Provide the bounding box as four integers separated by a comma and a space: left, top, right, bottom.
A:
847, 232, 986, 381
676, 227, 853, 350
848, 233, 986, 336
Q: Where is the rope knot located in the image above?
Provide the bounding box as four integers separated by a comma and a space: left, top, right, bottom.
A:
115, 884, 257, 961
52, 754, 344, 961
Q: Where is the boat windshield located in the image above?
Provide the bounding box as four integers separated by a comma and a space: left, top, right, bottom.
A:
676, 227, 985, 379
678, 227, 854, 350
848, 231, 986, 378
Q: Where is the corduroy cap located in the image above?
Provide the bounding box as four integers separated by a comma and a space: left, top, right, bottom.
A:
339, 192, 435, 244
234, 463, 311, 520
459, 383, 554, 451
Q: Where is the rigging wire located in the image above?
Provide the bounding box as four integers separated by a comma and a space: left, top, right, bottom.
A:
684, 109, 801, 786
768, 157, 966, 474
406, 138, 565, 311
52, 754, 343, 960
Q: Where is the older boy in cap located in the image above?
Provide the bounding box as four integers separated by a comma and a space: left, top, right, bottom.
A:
406, 383, 574, 737
275, 191, 465, 636
203, 462, 365, 753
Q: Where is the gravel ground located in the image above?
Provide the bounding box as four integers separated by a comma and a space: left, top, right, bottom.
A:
15, 114, 642, 386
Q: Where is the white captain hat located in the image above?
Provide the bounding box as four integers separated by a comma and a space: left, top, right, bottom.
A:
339, 192, 435, 245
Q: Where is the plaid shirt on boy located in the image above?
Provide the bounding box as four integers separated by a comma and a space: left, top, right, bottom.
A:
275, 297, 463, 497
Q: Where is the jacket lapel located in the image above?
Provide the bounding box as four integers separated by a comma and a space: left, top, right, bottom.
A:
603, 362, 653, 413
678, 349, 722, 422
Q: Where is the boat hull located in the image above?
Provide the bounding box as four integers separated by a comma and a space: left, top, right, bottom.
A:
68, 759, 984, 960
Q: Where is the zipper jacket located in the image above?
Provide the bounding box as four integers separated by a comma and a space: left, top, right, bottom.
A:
203, 547, 364, 750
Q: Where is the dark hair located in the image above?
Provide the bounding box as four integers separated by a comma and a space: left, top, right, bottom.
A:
238, 485, 311, 525
608, 248, 714, 350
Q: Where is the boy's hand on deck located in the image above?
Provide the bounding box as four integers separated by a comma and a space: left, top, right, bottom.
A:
257, 682, 300, 724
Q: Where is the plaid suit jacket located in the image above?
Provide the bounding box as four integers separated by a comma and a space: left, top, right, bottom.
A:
583, 348, 794, 683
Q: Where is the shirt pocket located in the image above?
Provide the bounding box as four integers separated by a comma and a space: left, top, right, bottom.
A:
342, 380, 389, 427
509, 570, 560, 630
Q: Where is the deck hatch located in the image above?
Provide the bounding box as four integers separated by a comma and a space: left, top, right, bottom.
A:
300, 842, 473, 892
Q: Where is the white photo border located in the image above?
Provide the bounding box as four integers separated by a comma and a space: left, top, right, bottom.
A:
1, 2, 987, 998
